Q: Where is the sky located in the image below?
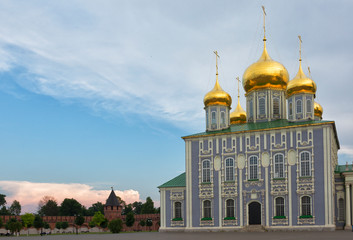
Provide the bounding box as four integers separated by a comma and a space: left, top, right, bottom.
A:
0, 0, 352, 213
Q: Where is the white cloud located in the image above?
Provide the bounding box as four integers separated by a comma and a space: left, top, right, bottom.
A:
0, 181, 140, 214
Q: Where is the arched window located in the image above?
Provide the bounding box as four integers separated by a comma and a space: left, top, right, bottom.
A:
338, 198, 345, 221
211, 112, 216, 124
225, 158, 234, 181
249, 156, 258, 180
203, 200, 211, 218
220, 112, 225, 125
301, 196, 311, 216
274, 154, 284, 178
300, 152, 311, 177
259, 97, 266, 115
296, 99, 302, 114
275, 197, 285, 217
202, 160, 211, 183
307, 99, 312, 113
174, 202, 182, 219
249, 100, 253, 118
226, 199, 235, 218
289, 102, 293, 116
273, 98, 279, 115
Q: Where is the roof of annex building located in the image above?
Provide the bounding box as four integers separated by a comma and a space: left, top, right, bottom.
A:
158, 172, 186, 188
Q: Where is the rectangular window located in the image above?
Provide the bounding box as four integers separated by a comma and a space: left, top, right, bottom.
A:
249, 156, 258, 180
273, 98, 279, 115
275, 197, 285, 217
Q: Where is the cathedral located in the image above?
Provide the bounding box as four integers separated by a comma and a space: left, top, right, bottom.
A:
158, 11, 353, 231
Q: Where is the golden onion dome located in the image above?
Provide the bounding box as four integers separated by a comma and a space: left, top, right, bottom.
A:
287, 61, 317, 97
203, 75, 232, 108
314, 101, 323, 119
242, 39, 289, 94
230, 98, 246, 124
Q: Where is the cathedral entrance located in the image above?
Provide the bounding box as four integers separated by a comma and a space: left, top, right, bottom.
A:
248, 202, 261, 225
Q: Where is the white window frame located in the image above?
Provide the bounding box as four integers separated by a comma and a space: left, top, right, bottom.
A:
225, 158, 234, 181
296, 99, 302, 114
275, 197, 285, 217
273, 97, 280, 115
300, 151, 311, 177
307, 99, 312, 113
211, 111, 216, 124
174, 201, 182, 219
274, 153, 284, 178
203, 200, 211, 218
225, 199, 235, 218
202, 159, 211, 183
289, 102, 293, 116
259, 97, 266, 115
220, 111, 225, 125
301, 196, 311, 216
249, 155, 258, 180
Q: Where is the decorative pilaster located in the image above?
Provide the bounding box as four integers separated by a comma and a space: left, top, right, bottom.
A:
345, 184, 351, 229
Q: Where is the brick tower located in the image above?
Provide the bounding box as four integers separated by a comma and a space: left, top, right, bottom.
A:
104, 188, 122, 221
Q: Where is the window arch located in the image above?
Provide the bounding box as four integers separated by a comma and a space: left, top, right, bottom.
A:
202, 160, 211, 183
203, 200, 211, 218
259, 97, 266, 115
273, 97, 280, 115
206, 111, 209, 127
275, 197, 285, 217
249, 156, 258, 180
274, 153, 284, 178
338, 198, 344, 221
289, 102, 293, 116
300, 151, 311, 177
225, 158, 234, 181
301, 196, 311, 216
174, 202, 182, 219
226, 199, 235, 218
307, 99, 312, 113
296, 99, 302, 114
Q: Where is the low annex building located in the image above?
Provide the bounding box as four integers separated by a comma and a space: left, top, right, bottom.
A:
158, 10, 352, 231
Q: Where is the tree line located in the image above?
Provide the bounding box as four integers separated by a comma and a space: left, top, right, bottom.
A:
0, 193, 159, 235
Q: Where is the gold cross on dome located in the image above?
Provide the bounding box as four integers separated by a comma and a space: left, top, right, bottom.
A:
262, 6, 266, 39
213, 50, 220, 74
236, 76, 241, 98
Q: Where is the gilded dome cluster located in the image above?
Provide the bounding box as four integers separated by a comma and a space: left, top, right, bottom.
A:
314, 101, 323, 119
230, 99, 247, 124
242, 40, 289, 94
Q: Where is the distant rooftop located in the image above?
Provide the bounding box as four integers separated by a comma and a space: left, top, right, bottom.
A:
105, 189, 120, 206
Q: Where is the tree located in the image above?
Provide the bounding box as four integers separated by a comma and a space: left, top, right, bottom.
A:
33, 215, 44, 233
146, 218, 153, 231
108, 218, 123, 233
61, 221, 69, 230
122, 203, 133, 215
92, 211, 105, 231
38, 196, 59, 216
9, 200, 21, 216
139, 219, 145, 227
0, 217, 3, 228
60, 198, 83, 216
0, 194, 6, 207
75, 215, 85, 234
116, 196, 126, 208
125, 212, 135, 228
141, 197, 155, 214
89, 221, 95, 228
6, 218, 22, 235
55, 222, 62, 232
100, 218, 108, 229
86, 202, 104, 216
43, 222, 50, 230
21, 213, 35, 236
133, 201, 142, 214
0, 206, 9, 215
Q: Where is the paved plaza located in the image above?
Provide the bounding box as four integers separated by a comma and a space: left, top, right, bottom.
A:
8, 231, 353, 240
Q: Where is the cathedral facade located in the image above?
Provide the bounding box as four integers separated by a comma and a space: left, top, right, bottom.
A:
159, 16, 353, 231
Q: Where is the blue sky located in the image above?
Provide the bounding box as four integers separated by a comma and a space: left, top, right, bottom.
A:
0, 0, 352, 213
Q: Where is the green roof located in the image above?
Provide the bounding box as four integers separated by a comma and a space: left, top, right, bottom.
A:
335, 165, 353, 173
158, 172, 186, 188
182, 119, 339, 148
